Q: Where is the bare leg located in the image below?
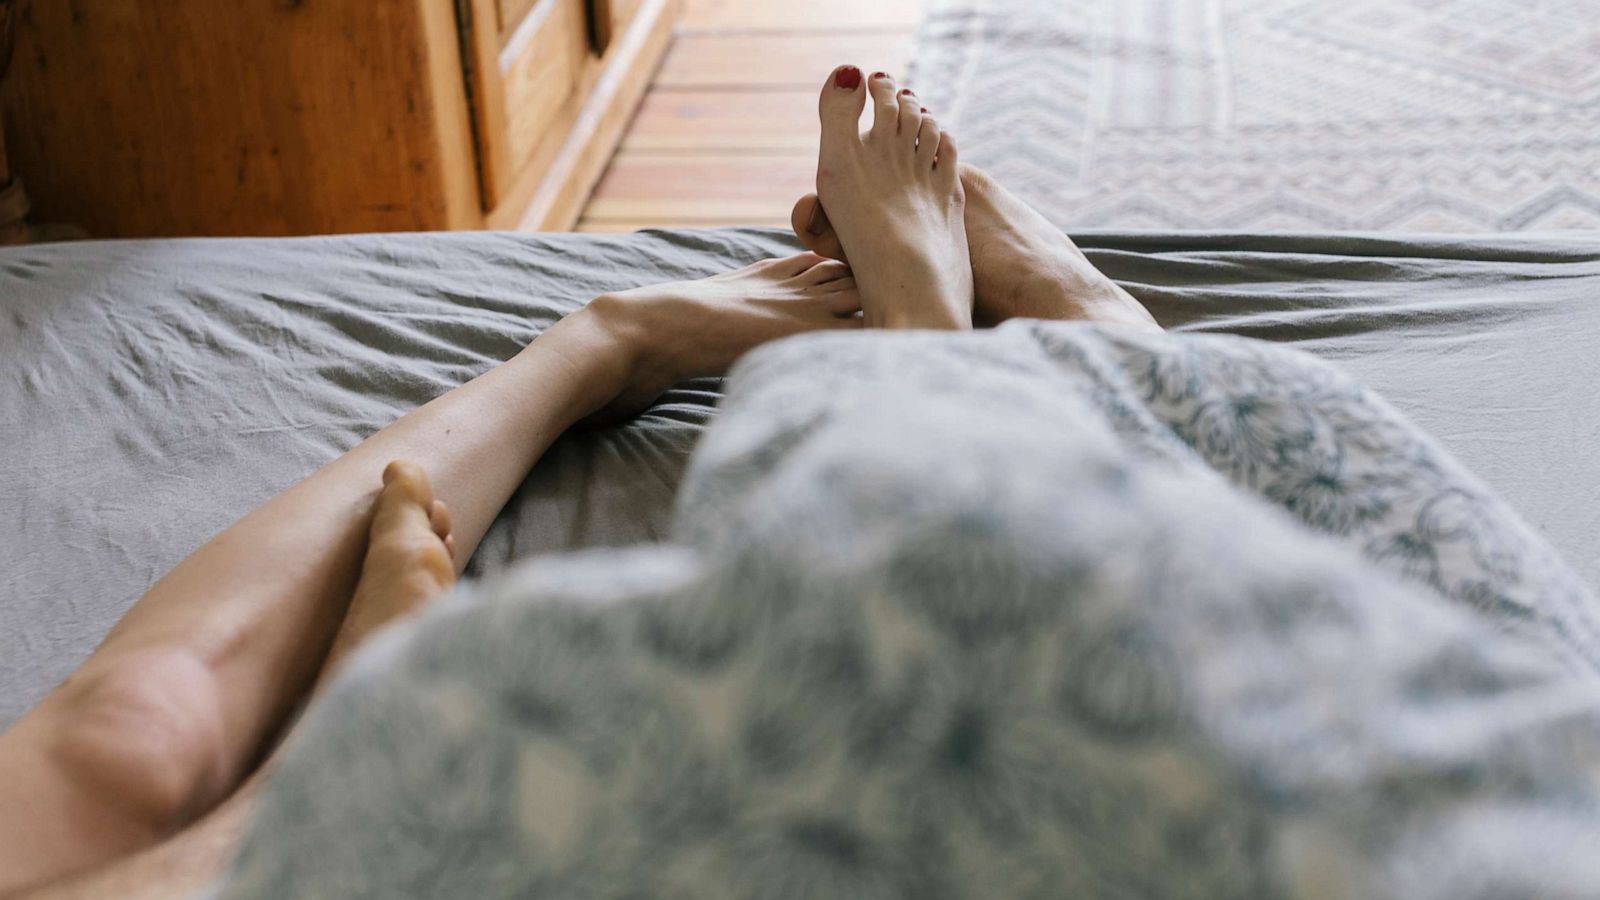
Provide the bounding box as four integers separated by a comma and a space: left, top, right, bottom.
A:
0, 316, 618, 894
19, 783, 265, 900
792, 163, 1159, 330
0, 253, 862, 894
19, 461, 457, 900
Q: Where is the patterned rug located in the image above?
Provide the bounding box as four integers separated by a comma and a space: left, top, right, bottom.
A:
910, 0, 1600, 231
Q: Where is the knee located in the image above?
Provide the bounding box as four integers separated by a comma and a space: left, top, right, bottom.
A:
45, 649, 230, 835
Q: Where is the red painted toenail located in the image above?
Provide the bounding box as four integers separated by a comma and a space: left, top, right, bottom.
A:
834, 66, 862, 89
921, 107, 928, 113
900, 88, 915, 96
872, 71, 890, 80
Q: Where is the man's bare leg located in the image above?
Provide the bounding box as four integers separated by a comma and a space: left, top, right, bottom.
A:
792, 162, 1160, 330
0, 253, 862, 894
21, 461, 457, 900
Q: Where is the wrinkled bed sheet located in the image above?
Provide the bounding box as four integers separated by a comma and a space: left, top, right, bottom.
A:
218, 323, 1600, 898
2, 228, 1597, 726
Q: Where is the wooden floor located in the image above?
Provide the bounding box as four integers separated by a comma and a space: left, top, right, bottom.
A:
575, 0, 925, 233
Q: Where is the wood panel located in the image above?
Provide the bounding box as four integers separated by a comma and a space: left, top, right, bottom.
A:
1, 0, 480, 237
488, 0, 679, 230
0, 153, 23, 245
462, 0, 591, 209
583, 151, 814, 222
623, 89, 818, 152
656, 32, 916, 89
498, 0, 590, 202
574, 0, 925, 234
498, 0, 541, 39
679, 0, 924, 32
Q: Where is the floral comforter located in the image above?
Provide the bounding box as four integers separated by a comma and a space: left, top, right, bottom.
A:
219, 322, 1600, 898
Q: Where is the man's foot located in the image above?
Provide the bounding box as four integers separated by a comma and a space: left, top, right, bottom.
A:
325, 460, 456, 667
0, 462, 455, 897
809, 65, 973, 330
792, 164, 1159, 331
574, 252, 863, 426
2, 463, 458, 899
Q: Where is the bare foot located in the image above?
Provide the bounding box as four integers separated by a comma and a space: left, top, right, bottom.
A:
576, 252, 862, 425
12, 462, 457, 900
792, 164, 1159, 331
810, 65, 973, 330
325, 460, 456, 668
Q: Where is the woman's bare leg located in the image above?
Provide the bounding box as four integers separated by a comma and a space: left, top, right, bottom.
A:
0, 253, 862, 894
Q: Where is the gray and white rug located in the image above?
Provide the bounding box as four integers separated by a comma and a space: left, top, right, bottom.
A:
910, 0, 1600, 231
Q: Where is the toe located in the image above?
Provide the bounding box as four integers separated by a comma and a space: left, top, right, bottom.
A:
867, 71, 901, 139
806, 279, 861, 317
372, 461, 441, 557
935, 130, 960, 177
797, 259, 852, 285
380, 460, 434, 509
819, 66, 867, 148
957, 161, 994, 200
764, 252, 826, 279
429, 500, 452, 540
789, 194, 848, 262
916, 114, 940, 165
820, 277, 859, 307
896, 88, 921, 137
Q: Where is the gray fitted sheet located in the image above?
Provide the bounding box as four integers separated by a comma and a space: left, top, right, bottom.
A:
2, 228, 1597, 726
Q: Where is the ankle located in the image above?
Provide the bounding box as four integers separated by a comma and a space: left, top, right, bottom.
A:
882, 304, 972, 331
529, 303, 641, 421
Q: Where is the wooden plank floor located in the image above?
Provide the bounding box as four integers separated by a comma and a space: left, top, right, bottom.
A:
575, 0, 925, 233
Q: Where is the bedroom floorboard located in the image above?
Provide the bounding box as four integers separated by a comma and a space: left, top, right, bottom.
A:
574, 0, 923, 234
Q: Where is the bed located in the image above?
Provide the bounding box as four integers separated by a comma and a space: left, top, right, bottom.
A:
2, 227, 1597, 727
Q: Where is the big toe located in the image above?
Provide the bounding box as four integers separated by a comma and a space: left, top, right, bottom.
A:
819, 66, 866, 147
790, 194, 847, 262
373, 459, 440, 546
380, 459, 434, 507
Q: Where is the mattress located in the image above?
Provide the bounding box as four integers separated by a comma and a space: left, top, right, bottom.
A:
2, 228, 1597, 726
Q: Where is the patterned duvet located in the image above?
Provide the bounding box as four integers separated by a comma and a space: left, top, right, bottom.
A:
216, 322, 1600, 898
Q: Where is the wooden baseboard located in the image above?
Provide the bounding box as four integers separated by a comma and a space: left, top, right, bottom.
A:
487, 0, 678, 231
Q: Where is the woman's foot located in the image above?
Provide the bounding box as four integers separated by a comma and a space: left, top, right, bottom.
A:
325, 461, 455, 667
792, 164, 1159, 331
809, 65, 973, 330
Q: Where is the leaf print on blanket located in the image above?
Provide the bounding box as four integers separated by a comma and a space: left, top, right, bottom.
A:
219, 321, 1600, 900
1065, 323, 1600, 676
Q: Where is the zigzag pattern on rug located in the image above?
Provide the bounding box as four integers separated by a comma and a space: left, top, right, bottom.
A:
911, 0, 1600, 232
